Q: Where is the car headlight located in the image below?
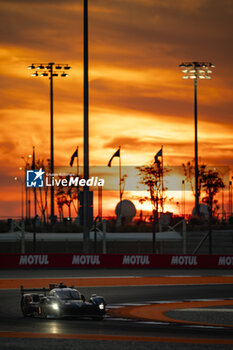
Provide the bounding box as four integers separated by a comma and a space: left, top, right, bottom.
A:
51, 303, 59, 310
99, 303, 104, 310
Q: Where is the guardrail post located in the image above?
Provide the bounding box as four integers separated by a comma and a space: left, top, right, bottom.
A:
21, 220, 25, 254
102, 219, 106, 254
152, 229, 156, 254
10, 220, 14, 233
93, 216, 99, 253
152, 211, 157, 254
94, 219, 97, 253
182, 219, 187, 254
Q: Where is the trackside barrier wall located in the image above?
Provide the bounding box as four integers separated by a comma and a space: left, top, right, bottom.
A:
0, 254, 233, 268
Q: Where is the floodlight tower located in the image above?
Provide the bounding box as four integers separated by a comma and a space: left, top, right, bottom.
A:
83, 0, 90, 253
179, 61, 214, 216
28, 62, 71, 222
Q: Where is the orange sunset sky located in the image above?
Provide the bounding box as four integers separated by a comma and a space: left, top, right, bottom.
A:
0, 0, 233, 218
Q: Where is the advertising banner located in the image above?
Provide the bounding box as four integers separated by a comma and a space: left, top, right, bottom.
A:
0, 254, 233, 269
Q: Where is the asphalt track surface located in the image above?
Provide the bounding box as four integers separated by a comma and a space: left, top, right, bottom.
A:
1, 269, 233, 349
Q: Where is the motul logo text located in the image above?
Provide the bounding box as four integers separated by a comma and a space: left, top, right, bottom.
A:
218, 256, 233, 266
19, 255, 49, 265
122, 255, 150, 265
171, 256, 198, 265
72, 255, 100, 265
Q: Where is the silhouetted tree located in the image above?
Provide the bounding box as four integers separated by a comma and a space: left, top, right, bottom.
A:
182, 160, 206, 200
36, 159, 49, 223
137, 161, 168, 214
183, 161, 224, 218
202, 170, 225, 219
56, 189, 66, 220
139, 197, 146, 221
201, 169, 225, 254
56, 175, 78, 220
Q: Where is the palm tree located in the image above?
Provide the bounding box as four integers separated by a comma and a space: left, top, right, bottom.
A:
36, 159, 49, 224
56, 175, 78, 221
199, 169, 224, 254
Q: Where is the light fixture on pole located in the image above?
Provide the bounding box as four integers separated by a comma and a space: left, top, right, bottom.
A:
179, 61, 214, 216
28, 62, 71, 223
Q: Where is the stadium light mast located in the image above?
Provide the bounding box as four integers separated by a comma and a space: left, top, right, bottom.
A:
83, 0, 90, 253
179, 61, 214, 216
28, 62, 71, 223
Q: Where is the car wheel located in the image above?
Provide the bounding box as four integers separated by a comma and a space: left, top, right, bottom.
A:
53, 309, 61, 319
41, 306, 48, 319
21, 303, 27, 317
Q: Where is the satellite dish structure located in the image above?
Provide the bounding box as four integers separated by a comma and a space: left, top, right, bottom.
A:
115, 200, 137, 225
192, 203, 209, 219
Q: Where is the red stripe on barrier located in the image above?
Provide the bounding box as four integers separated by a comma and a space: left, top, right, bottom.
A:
0, 253, 233, 269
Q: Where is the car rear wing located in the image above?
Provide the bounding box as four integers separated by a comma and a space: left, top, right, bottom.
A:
20, 282, 73, 295
20, 285, 50, 295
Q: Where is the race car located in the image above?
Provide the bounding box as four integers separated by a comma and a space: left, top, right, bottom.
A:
20, 282, 106, 320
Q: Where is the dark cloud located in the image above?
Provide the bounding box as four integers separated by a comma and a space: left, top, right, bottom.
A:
0, 0, 232, 71
90, 77, 233, 126
0, 0, 77, 3
103, 136, 233, 166
104, 136, 194, 151
88, 0, 233, 70
0, 1, 82, 55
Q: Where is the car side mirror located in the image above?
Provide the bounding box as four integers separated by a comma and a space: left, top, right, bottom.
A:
81, 294, 85, 302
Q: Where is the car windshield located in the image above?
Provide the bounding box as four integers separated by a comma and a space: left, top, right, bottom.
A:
55, 290, 81, 300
